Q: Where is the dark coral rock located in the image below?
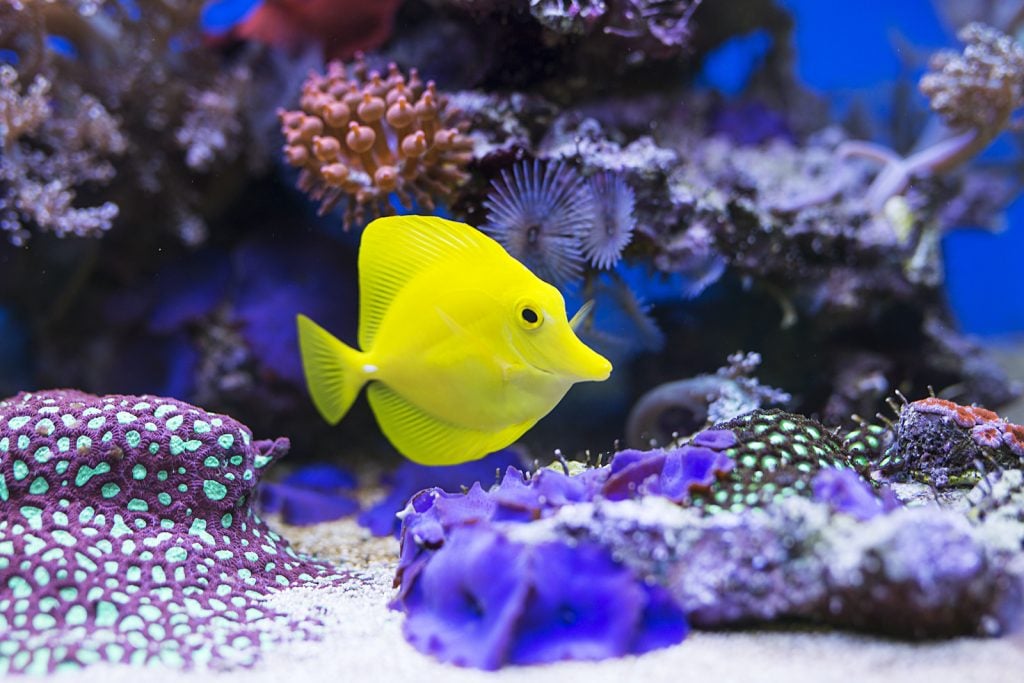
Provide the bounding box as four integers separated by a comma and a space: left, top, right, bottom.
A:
823, 508, 1022, 638
882, 397, 1024, 487
0, 390, 346, 674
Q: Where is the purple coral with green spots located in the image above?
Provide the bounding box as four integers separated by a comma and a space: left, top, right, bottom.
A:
0, 390, 346, 675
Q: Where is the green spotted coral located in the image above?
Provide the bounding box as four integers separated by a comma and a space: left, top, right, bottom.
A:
0, 390, 346, 675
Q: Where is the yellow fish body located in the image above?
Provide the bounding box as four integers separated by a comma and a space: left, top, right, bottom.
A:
297, 215, 612, 465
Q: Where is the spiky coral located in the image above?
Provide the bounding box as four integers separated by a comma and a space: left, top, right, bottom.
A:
280, 57, 472, 229
481, 159, 596, 286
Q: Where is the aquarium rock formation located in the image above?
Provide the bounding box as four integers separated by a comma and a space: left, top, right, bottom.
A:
393, 406, 1024, 669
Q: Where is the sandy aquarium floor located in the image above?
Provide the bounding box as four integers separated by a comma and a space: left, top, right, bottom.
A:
43, 514, 1023, 683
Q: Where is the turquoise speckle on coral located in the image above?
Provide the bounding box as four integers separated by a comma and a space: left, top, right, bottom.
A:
0, 390, 346, 675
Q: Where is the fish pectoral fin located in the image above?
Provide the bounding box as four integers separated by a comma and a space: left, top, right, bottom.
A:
367, 383, 533, 466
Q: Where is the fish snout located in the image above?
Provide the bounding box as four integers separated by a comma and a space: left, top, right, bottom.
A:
571, 344, 612, 383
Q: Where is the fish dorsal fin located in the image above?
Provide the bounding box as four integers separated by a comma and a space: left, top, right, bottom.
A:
367, 383, 535, 465
358, 215, 505, 350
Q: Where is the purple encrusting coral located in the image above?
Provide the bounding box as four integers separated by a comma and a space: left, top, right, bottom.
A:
0, 390, 347, 675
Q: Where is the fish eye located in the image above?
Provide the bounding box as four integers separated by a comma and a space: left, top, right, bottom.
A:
517, 303, 542, 329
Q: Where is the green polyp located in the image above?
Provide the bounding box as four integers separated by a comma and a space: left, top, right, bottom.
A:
7, 415, 30, 430
8, 576, 31, 598
229, 455, 243, 466
193, 420, 210, 433
51, 530, 76, 547
152, 566, 167, 583
75, 462, 111, 487
132, 604, 160, 624
0, 474, 8, 502
33, 446, 52, 463
33, 565, 50, 589
218, 434, 234, 449
154, 404, 176, 418
178, 484, 188, 493
132, 464, 147, 480
158, 492, 172, 506
56, 436, 69, 452
17, 434, 29, 449
125, 431, 141, 449
65, 604, 87, 626
165, 547, 188, 563
157, 470, 168, 481
149, 442, 160, 455
12, 460, 29, 481
101, 482, 121, 499
221, 513, 233, 528
127, 498, 149, 512
55, 460, 69, 475
76, 435, 92, 453
203, 480, 228, 501
95, 601, 118, 627
110, 516, 133, 538
166, 414, 184, 431
204, 456, 220, 468
28, 476, 49, 495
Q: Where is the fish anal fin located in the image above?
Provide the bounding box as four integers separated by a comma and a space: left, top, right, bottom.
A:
358, 215, 505, 350
367, 382, 532, 466
297, 314, 367, 425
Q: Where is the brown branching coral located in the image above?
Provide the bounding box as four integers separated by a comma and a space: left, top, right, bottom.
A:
280, 57, 472, 229
841, 23, 1024, 211
0, 64, 124, 244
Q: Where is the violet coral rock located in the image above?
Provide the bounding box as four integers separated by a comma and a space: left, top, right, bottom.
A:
0, 390, 346, 675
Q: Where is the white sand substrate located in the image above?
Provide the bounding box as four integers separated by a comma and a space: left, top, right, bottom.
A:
47, 516, 1024, 683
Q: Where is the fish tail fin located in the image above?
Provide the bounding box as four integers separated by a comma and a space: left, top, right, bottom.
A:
297, 314, 368, 425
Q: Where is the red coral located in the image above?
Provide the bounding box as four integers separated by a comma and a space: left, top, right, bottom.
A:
235, 0, 401, 60
279, 57, 472, 229
1001, 423, 1024, 457
912, 397, 994, 428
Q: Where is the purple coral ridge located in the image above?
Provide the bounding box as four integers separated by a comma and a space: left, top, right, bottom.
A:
0, 390, 346, 674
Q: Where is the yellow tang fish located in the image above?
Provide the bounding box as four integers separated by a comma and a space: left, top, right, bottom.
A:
296, 215, 612, 465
